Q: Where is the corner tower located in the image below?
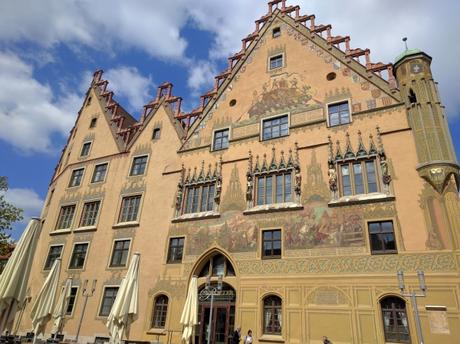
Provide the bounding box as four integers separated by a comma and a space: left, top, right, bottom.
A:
394, 48, 460, 193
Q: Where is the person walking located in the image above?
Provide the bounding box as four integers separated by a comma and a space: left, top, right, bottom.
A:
243, 329, 253, 344
231, 327, 241, 344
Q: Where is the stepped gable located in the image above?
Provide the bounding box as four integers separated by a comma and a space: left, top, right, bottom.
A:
92, 71, 186, 148
180, 0, 400, 149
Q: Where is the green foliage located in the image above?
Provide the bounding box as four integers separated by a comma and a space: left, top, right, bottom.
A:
0, 176, 23, 255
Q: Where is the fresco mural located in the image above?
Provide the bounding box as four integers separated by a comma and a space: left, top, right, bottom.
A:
170, 150, 399, 256
247, 73, 322, 118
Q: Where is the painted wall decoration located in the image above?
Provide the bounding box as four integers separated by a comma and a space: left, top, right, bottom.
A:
248, 73, 322, 118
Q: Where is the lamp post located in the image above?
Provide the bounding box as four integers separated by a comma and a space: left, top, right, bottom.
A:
198, 275, 223, 344
75, 279, 97, 343
397, 270, 426, 344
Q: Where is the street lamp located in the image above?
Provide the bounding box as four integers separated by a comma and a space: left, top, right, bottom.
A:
198, 275, 224, 344
397, 270, 426, 344
75, 279, 97, 343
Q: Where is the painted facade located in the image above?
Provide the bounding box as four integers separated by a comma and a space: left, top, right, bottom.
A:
14, 1, 460, 344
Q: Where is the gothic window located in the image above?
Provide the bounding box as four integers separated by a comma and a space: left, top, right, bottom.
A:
198, 254, 235, 277
262, 115, 288, 140
369, 221, 397, 254
56, 204, 76, 230
176, 161, 222, 216
184, 184, 215, 213
151, 295, 168, 328
339, 160, 378, 196
69, 168, 84, 187
118, 195, 141, 223
328, 101, 350, 126
167, 237, 184, 263
263, 295, 282, 335
380, 296, 410, 343
256, 172, 292, 205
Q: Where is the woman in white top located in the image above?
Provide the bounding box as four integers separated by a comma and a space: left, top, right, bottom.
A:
244, 330, 253, 344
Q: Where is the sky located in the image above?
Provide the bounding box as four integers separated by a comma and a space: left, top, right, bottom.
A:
0, 0, 459, 240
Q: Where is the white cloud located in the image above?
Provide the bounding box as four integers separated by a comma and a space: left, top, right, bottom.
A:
104, 66, 154, 111
0, 52, 79, 154
0, 0, 189, 61
187, 61, 217, 96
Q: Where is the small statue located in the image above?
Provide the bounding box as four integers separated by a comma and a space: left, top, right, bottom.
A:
175, 183, 183, 210
380, 157, 392, 185
246, 174, 253, 202
214, 177, 222, 204
328, 166, 337, 191
295, 166, 302, 196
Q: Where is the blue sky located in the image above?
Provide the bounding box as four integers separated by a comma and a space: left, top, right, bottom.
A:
0, 0, 459, 240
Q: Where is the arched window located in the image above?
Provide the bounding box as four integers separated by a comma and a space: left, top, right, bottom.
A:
198, 254, 235, 277
151, 295, 168, 329
380, 296, 410, 343
263, 295, 282, 335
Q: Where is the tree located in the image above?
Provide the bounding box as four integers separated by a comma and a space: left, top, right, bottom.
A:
0, 176, 23, 255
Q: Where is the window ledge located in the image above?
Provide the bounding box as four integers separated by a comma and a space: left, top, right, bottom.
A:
259, 335, 285, 343
112, 221, 140, 229
172, 211, 220, 223
244, 202, 303, 215
50, 229, 71, 236
146, 328, 167, 336
74, 225, 97, 233
328, 193, 395, 207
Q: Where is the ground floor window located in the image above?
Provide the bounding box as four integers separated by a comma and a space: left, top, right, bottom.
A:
151, 295, 168, 328
380, 296, 410, 343
263, 295, 282, 335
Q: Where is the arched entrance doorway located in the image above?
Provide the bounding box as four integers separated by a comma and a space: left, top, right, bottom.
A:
193, 253, 237, 344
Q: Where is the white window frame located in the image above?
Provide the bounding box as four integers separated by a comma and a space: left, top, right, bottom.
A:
260, 113, 290, 141
211, 127, 231, 151
68, 167, 86, 188
80, 140, 93, 157
268, 53, 285, 71
76, 198, 103, 230
55, 202, 78, 231
128, 154, 150, 177
325, 99, 352, 127
115, 192, 144, 225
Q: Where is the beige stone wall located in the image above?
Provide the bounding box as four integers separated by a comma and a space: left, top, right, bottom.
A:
16, 7, 460, 344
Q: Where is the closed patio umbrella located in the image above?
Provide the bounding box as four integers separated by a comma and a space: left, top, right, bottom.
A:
51, 278, 72, 335
180, 276, 198, 344
106, 253, 140, 344
0, 218, 42, 334
30, 258, 61, 343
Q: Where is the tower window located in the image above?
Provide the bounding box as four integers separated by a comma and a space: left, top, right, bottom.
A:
408, 89, 417, 104
272, 27, 281, 38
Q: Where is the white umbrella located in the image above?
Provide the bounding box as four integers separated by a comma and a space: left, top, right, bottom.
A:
0, 218, 42, 334
106, 253, 140, 344
180, 276, 198, 344
30, 258, 61, 342
51, 278, 72, 335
